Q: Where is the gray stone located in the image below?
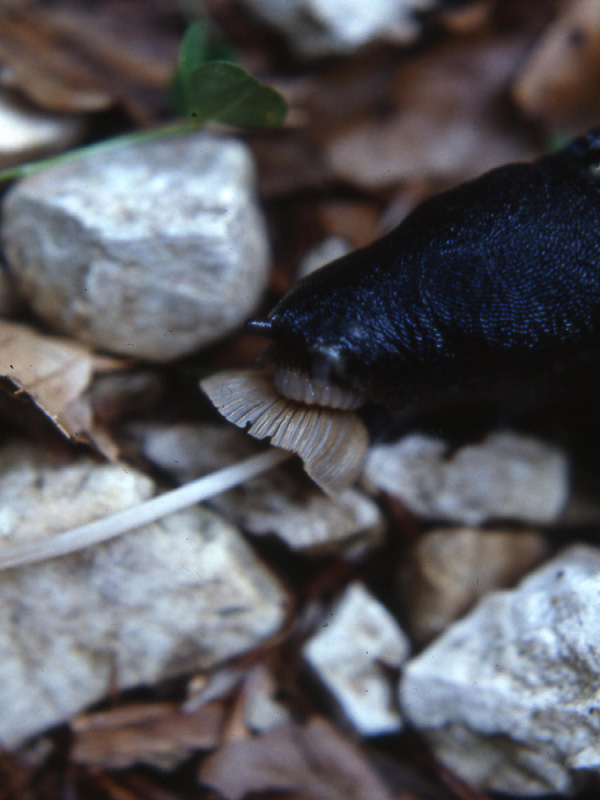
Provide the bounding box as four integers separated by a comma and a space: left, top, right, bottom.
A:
303, 583, 410, 736
0, 440, 154, 544
399, 545, 600, 795
398, 526, 548, 644
2, 133, 270, 361
0, 443, 286, 747
242, 0, 433, 58
362, 431, 569, 525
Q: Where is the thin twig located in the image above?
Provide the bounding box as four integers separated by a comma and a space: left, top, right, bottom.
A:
0, 119, 201, 184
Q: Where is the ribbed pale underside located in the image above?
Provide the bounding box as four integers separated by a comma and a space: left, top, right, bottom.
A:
200, 369, 369, 495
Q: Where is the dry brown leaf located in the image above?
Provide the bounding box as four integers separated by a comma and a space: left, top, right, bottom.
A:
72, 701, 225, 769
312, 24, 540, 189
513, 0, 600, 130
198, 716, 397, 800
0, 3, 178, 118
0, 13, 111, 113
200, 369, 369, 496
0, 320, 117, 454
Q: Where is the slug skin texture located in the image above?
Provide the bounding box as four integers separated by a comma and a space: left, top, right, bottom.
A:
203, 128, 600, 493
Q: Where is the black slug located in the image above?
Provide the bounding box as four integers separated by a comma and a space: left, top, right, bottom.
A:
247, 128, 600, 419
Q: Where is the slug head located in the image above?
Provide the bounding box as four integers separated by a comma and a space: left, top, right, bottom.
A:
247, 243, 407, 410
249, 126, 600, 416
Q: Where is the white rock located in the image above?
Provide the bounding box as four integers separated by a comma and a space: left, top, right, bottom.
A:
399, 545, 600, 795
242, 0, 433, 58
2, 133, 270, 361
0, 443, 286, 747
0, 89, 85, 169
303, 583, 410, 736
131, 421, 258, 486
362, 431, 569, 525
135, 422, 384, 557
0, 440, 154, 544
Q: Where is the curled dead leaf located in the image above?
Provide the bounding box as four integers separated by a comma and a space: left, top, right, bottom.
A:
0, 14, 111, 113
200, 369, 369, 496
0, 320, 116, 456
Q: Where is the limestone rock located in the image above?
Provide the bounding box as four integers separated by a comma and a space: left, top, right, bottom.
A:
242, 0, 434, 58
243, 664, 293, 732
297, 236, 351, 280
0, 257, 22, 316
400, 545, 600, 796
0, 442, 286, 747
362, 431, 569, 525
2, 133, 270, 361
303, 583, 410, 736
0, 439, 154, 546
398, 526, 548, 644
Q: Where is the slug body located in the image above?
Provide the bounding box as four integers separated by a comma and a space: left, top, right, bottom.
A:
249, 129, 600, 415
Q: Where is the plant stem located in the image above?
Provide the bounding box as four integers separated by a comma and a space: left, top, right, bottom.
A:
0, 448, 291, 571
0, 118, 202, 185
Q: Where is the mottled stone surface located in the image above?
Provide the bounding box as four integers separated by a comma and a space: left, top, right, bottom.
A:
0, 440, 154, 546
0, 442, 287, 747
304, 583, 410, 736
2, 133, 270, 361
400, 545, 600, 796
363, 431, 569, 525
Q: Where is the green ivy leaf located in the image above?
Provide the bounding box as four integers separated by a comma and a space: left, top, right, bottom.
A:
185, 60, 287, 127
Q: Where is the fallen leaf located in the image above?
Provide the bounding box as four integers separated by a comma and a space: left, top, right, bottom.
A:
198, 716, 397, 800
0, 13, 112, 113
200, 369, 369, 496
72, 701, 225, 770
0, 3, 179, 119
313, 22, 541, 188
0, 320, 118, 455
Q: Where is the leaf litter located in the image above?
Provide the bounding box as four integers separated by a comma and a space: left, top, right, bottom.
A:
1, 1, 598, 799
0, 319, 120, 456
